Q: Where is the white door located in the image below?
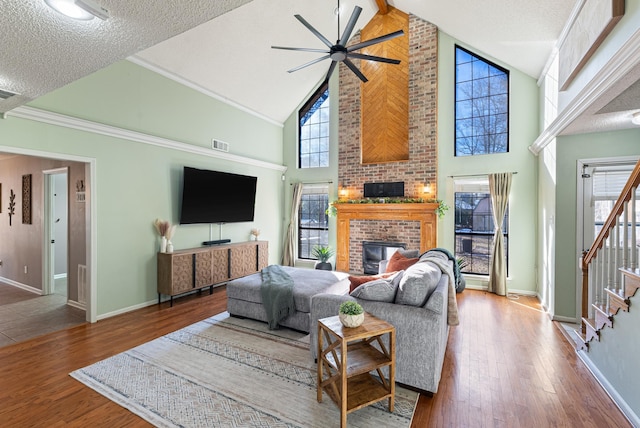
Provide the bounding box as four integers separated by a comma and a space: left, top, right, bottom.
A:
43, 168, 68, 296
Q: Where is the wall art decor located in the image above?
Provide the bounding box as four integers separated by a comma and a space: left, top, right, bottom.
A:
8, 189, 15, 226
76, 179, 86, 203
22, 174, 32, 225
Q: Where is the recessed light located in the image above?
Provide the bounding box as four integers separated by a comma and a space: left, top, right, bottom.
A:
632, 111, 640, 126
44, 0, 109, 21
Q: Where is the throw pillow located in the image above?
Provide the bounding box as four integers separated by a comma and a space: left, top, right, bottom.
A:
351, 270, 404, 302
385, 250, 419, 273
395, 261, 442, 306
348, 272, 394, 293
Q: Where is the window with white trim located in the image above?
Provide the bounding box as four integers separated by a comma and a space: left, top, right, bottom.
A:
298, 184, 329, 259
454, 177, 509, 275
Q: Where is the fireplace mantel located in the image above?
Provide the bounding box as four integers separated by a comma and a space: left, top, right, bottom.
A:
334, 202, 439, 272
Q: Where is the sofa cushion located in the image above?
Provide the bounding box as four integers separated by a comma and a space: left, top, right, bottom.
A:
385, 251, 419, 272
348, 272, 395, 292
395, 260, 442, 306
350, 271, 403, 302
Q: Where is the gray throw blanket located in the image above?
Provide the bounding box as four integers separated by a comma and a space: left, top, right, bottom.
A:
260, 265, 295, 330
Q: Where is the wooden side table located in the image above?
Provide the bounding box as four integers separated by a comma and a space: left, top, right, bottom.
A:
317, 313, 395, 428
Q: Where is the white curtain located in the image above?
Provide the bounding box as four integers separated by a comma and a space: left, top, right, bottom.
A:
488, 172, 512, 296
282, 183, 303, 266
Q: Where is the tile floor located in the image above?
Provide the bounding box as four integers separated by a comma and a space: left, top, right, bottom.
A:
0, 279, 86, 348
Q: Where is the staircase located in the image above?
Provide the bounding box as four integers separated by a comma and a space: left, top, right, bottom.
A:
577, 160, 640, 350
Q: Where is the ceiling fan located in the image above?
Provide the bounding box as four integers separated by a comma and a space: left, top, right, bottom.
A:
272, 1, 405, 83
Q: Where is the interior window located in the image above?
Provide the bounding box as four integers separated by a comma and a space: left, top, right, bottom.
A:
298, 184, 329, 259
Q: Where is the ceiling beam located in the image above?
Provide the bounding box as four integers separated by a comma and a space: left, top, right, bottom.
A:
375, 0, 389, 14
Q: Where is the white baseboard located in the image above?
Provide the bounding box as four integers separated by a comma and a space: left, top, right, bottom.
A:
66, 299, 86, 311
577, 350, 640, 427
54, 273, 68, 280
96, 299, 157, 321
463, 284, 538, 297
552, 314, 579, 323
0, 277, 42, 295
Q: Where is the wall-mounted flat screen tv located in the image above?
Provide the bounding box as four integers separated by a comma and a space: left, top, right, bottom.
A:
180, 167, 257, 224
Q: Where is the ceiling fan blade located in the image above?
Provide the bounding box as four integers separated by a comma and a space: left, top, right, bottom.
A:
338, 6, 362, 46
347, 52, 401, 64
294, 14, 333, 48
343, 58, 368, 83
324, 60, 338, 83
347, 30, 405, 52
287, 55, 331, 73
272, 46, 330, 54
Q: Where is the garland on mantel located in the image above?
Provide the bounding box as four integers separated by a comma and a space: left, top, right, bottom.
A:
327, 198, 449, 218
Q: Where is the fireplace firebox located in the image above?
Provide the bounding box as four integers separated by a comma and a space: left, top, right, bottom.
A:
362, 241, 407, 274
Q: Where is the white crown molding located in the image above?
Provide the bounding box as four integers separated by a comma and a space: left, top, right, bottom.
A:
530, 28, 640, 155
6, 106, 287, 172
127, 55, 284, 128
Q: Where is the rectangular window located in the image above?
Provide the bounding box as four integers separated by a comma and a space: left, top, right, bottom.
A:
455, 46, 509, 156
454, 178, 508, 275
298, 184, 329, 259
299, 83, 330, 169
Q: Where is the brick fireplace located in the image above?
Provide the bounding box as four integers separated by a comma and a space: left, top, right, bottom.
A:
336, 14, 438, 274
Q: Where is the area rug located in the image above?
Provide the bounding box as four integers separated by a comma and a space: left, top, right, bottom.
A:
70, 312, 418, 427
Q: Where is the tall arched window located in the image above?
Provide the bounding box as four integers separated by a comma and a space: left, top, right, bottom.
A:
455, 46, 509, 156
299, 83, 330, 168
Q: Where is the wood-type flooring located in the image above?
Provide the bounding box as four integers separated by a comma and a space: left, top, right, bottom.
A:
0, 287, 631, 427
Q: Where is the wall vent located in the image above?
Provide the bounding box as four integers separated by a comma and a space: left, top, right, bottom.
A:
211, 139, 230, 152
0, 89, 18, 100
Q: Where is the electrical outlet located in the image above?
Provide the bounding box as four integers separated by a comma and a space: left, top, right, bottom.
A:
24, 265, 28, 274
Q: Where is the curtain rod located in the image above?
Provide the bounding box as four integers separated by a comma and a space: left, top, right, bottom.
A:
448, 171, 518, 178
290, 180, 333, 185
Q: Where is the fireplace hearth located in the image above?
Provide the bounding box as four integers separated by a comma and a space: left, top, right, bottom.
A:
362, 241, 407, 274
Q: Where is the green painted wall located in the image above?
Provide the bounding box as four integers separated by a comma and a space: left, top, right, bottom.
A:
437, 32, 540, 293
554, 128, 640, 318
0, 60, 285, 317
282, 76, 340, 267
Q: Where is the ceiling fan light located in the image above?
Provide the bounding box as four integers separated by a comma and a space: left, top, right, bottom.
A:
44, 0, 94, 20
632, 112, 640, 126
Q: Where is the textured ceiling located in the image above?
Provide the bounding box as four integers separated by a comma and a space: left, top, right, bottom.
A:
0, 0, 253, 113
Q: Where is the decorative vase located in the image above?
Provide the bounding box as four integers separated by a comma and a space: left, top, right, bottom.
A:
254, 235, 258, 241
160, 236, 167, 253
339, 312, 364, 328
315, 262, 332, 271
167, 241, 174, 253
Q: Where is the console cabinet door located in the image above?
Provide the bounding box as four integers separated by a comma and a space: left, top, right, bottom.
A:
211, 248, 229, 284
194, 252, 213, 288
230, 245, 257, 279
171, 254, 193, 294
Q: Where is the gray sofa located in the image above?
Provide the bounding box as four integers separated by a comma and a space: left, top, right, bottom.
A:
226, 266, 350, 333
310, 251, 453, 394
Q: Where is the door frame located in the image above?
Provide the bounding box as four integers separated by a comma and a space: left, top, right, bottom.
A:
575, 155, 639, 322
0, 144, 96, 323
42, 167, 69, 297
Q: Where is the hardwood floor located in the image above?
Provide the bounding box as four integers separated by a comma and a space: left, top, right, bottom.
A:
0, 288, 631, 427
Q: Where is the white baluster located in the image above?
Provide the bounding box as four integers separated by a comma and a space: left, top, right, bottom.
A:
623, 200, 629, 270
632, 186, 637, 270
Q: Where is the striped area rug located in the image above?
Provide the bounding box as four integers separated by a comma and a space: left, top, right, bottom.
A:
70, 313, 418, 427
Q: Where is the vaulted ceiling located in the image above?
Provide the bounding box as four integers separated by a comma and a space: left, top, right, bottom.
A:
1, 0, 637, 133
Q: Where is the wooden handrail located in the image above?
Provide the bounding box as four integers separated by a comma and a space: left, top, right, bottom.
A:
580, 159, 640, 336
583, 159, 640, 267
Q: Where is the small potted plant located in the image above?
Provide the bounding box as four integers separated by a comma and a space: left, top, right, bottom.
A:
312, 245, 335, 271
339, 301, 364, 328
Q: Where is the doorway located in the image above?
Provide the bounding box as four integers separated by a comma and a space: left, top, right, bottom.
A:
577, 155, 639, 316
